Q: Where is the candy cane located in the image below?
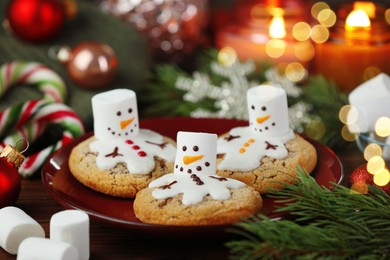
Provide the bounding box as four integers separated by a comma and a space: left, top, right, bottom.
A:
0, 61, 67, 103
0, 100, 48, 139
1, 102, 85, 177
0, 61, 84, 177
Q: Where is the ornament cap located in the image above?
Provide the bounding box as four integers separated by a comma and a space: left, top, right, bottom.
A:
0, 145, 25, 168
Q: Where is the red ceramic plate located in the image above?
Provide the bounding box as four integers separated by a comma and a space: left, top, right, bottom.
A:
42, 117, 343, 237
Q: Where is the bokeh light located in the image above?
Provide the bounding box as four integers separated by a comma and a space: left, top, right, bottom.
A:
339, 105, 355, 124
346, 10, 371, 29
354, 1, 376, 18
294, 41, 315, 62
367, 155, 385, 174
364, 66, 381, 81
386, 9, 390, 25
292, 22, 311, 41
269, 15, 286, 39
311, 24, 329, 43
341, 125, 357, 142
265, 39, 287, 58
285, 62, 306, 82
364, 143, 383, 161
311, 2, 330, 20
373, 168, 390, 186
317, 9, 337, 27
218, 47, 237, 67
375, 117, 390, 137
305, 119, 326, 141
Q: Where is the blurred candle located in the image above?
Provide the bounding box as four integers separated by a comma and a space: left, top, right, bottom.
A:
215, 0, 313, 66
315, 2, 390, 92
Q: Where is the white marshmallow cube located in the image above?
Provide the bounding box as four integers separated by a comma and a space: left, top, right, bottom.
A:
247, 85, 290, 137
348, 73, 390, 105
0, 206, 45, 255
382, 136, 390, 161
17, 237, 78, 260
50, 210, 90, 260
346, 99, 390, 134
174, 132, 217, 175
92, 88, 139, 140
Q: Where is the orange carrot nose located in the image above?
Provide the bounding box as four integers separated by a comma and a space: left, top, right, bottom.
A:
183, 155, 204, 165
256, 115, 270, 124
120, 118, 135, 129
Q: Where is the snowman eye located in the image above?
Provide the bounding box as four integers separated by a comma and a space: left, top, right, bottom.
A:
116, 111, 122, 116
182, 146, 187, 151
128, 108, 133, 114
261, 106, 266, 111
193, 146, 199, 152
251, 105, 255, 110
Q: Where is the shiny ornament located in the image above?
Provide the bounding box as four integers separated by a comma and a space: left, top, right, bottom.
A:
55, 42, 118, 89
350, 164, 390, 195
6, 0, 65, 42
98, 0, 209, 63
0, 144, 26, 208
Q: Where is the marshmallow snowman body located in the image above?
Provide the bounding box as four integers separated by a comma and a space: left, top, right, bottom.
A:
247, 85, 291, 137
149, 132, 245, 205
217, 85, 295, 172
92, 88, 139, 140
89, 89, 176, 174
173, 132, 217, 175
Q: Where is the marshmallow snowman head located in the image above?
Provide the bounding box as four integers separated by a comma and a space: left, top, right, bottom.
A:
92, 89, 139, 140
247, 85, 290, 137
174, 132, 217, 175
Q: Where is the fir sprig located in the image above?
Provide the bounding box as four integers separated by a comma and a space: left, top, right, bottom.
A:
300, 76, 348, 148
227, 169, 390, 259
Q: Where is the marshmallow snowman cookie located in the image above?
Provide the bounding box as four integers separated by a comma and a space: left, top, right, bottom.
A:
217, 85, 317, 194
133, 132, 262, 226
68, 89, 176, 198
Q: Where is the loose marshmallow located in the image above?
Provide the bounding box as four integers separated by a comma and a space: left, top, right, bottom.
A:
17, 237, 78, 260
174, 131, 217, 175
50, 210, 90, 260
382, 135, 390, 161
349, 73, 390, 105
0, 206, 45, 255
92, 88, 139, 140
346, 99, 390, 133
247, 85, 290, 137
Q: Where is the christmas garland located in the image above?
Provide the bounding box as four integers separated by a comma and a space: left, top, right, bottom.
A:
227, 168, 390, 259
142, 49, 349, 148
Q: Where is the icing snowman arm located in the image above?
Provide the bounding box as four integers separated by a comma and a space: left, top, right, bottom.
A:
148, 173, 176, 188
218, 147, 265, 172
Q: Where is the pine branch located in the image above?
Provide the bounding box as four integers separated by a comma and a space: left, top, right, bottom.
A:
227, 168, 390, 259
300, 76, 349, 148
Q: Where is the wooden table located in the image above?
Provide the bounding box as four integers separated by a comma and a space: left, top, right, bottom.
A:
0, 146, 365, 259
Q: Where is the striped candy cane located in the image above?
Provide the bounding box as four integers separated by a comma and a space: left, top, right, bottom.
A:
0, 61, 67, 103
0, 61, 85, 177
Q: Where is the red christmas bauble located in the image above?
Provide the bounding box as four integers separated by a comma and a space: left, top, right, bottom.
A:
6, 0, 65, 42
350, 164, 390, 195
0, 158, 21, 208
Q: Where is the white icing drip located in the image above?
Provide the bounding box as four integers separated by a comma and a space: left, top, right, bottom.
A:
89, 129, 176, 174
149, 173, 245, 206
217, 126, 295, 171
